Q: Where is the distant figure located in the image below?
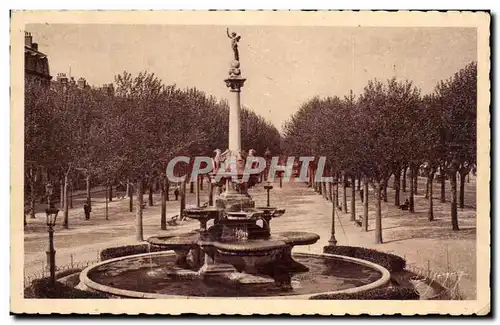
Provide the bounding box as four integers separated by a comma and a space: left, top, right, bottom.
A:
399, 198, 410, 211
354, 217, 362, 227
174, 186, 180, 201
359, 188, 364, 203
83, 201, 91, 220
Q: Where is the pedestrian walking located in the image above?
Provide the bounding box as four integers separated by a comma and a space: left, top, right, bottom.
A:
359, 188, 364, 203
83, 201, 91, 220
174, 186, 180, 201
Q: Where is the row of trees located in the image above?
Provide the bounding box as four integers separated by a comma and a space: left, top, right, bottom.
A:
24, 70, 282, 238
282, 62, 477, 243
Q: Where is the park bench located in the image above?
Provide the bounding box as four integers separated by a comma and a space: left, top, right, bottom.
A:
167, 215, 179, 226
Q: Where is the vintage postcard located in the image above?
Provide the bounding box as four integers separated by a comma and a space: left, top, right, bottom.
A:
10, 10, 490, 315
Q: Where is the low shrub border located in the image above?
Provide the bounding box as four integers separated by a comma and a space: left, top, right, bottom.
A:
309, 287, 419, 300
100, 243, 166, 261
24, 268, 110, 299
24, 278, 110, 299
323, 245, 406, 272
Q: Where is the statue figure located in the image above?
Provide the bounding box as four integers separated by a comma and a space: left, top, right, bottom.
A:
227, 28, 241, 61
213, 149, 222, 173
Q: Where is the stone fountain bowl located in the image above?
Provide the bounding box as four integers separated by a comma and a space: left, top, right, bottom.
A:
224, 209, 263, 220
77, 251, 391, 299
255, 207, 286, 217
147, 233, 199, 249
184, 206, 222, 220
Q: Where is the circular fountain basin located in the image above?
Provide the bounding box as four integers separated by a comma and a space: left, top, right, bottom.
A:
79, 251, 390, 299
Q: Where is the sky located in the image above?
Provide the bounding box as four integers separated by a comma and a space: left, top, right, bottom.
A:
27, 24, 477, 131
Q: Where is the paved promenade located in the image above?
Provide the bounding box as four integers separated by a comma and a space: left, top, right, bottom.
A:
23, 177, 476, 299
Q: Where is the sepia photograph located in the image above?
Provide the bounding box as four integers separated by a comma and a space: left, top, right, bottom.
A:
10, 10, 490, 315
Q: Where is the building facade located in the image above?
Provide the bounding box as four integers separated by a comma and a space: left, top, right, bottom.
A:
24, 32, 52, 87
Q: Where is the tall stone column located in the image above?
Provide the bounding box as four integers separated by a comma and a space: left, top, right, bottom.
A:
217, 59, 254, 211
228, 81, 242, 154
225, 60, 246, 156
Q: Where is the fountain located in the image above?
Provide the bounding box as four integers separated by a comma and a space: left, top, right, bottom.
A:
76, 30, 391, 299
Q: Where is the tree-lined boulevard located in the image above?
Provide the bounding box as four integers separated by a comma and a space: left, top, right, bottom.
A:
23, 37, 478, 300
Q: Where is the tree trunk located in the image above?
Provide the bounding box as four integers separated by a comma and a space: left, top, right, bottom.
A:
459, 171, 466, 208
209, 181, 214, 206
440, 166, 446, 203
135, 178, 144, 241
69, 181, 73, 209
357, 176, 361, 191
63, 174, 69, 229
108, 183, 113, 202
166, 180, 170, 201
392, 170, 398, 189
86, 175, 91, 207
374, 179, 383, 244
402, 167, 407, 192
382, 178, 388, 203
29, 177, 36, 219
105, 181, 109, 220
350, 176, 356, 221
425, 175, 429, 199
342, 173, 348, 213
200, 176, 204, 190
190, 180, 194, 194
128, 182, 133, 212
196, 175, 201, 207
161, 177, 167, 230
148, 181, 153, 206
394, 170, 401, 206
180, 179, 187, 219
335, 175, 340, 208
60, 180, 64, 210
363, 177, 369, 232
409, 166, 415, 213
413, 171, 418, 195
428, 172, 435, 221
126, 181, 130, 198
450, 169, 459, 230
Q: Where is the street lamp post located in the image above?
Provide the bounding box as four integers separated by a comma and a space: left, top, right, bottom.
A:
264, 181, 273, 207
328, 178, 338, 246
45, 207, 59, 287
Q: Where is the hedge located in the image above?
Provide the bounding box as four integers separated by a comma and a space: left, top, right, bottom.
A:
323, 245, 406, 272
100, 243, 165, 261
24, 278, 109, 299
309, 287, 420, 300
